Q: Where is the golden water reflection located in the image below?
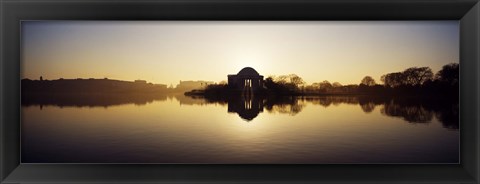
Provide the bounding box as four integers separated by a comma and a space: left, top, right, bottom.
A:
21, 94, 459, 163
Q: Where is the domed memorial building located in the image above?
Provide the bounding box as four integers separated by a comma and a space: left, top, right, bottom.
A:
227, 67, 264, 93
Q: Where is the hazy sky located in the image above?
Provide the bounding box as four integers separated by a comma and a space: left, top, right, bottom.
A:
22, 21, 459, 86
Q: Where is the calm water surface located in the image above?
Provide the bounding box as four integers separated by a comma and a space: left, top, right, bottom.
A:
22, 95, 459, 163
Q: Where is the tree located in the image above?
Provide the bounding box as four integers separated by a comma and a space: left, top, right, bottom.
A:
274, 75, 288, 84
264, 76, 298, 94
288, 74, 305, 88
319, 80, 333, 92
264, 77, 276, 89
402, 67, 433, 86
435, 63, 459, 85
381, 72, 404, 88
360, 76, 376, 86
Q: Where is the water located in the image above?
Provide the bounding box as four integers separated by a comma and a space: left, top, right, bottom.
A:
21, 94, 459, 163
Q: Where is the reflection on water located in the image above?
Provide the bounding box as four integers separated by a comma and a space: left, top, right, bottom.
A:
22, 94, 459, 163
178, 95, 458, 130
227, 95, 264, 121
22, 93, 169, 107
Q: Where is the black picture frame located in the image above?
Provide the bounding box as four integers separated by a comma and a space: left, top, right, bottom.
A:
1, 0, 479, 183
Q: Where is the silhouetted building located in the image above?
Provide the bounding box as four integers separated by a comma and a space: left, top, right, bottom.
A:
21, 78, 169, 95
228, 67, 264, 94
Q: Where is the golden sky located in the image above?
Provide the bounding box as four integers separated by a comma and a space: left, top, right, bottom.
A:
22, 21, 459, 86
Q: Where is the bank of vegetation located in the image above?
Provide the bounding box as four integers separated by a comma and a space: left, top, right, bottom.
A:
188, 63, 459, 97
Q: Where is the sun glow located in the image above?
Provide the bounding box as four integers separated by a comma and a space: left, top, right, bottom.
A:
227, 49, 271, 76
22, 21, 459, 86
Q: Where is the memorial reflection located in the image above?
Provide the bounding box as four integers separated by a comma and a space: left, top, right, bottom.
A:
227, 95, 264, 121
21, 94, 458, 129
184, 95, 305, 121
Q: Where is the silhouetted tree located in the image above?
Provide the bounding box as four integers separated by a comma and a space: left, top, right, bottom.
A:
274, 75, 288, 84
378, 65, 458, 95
264, 76, 297, 95
318, 80, 333, 93
402, 67, 433, 86
360, 76, 376, 86
381, 72, 404, 88
263, 74, 306, 93
435, 63, 459, 86
264, 77, 275, 87
289, 74, 305, 88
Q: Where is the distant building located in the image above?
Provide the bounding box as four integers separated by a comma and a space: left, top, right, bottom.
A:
154, 84, 168, 88
176, 80, 213, 91
228, 67, 264, 93
134, 80, 147, 84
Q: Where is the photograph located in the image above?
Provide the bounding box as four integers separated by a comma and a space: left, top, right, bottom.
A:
21, 21, 459, 164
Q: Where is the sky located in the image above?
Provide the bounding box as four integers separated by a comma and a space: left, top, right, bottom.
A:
21, 21, 459, 86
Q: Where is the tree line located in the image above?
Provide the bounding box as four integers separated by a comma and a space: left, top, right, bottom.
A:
187, 63, 458, 97
264, 63, 458, 96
